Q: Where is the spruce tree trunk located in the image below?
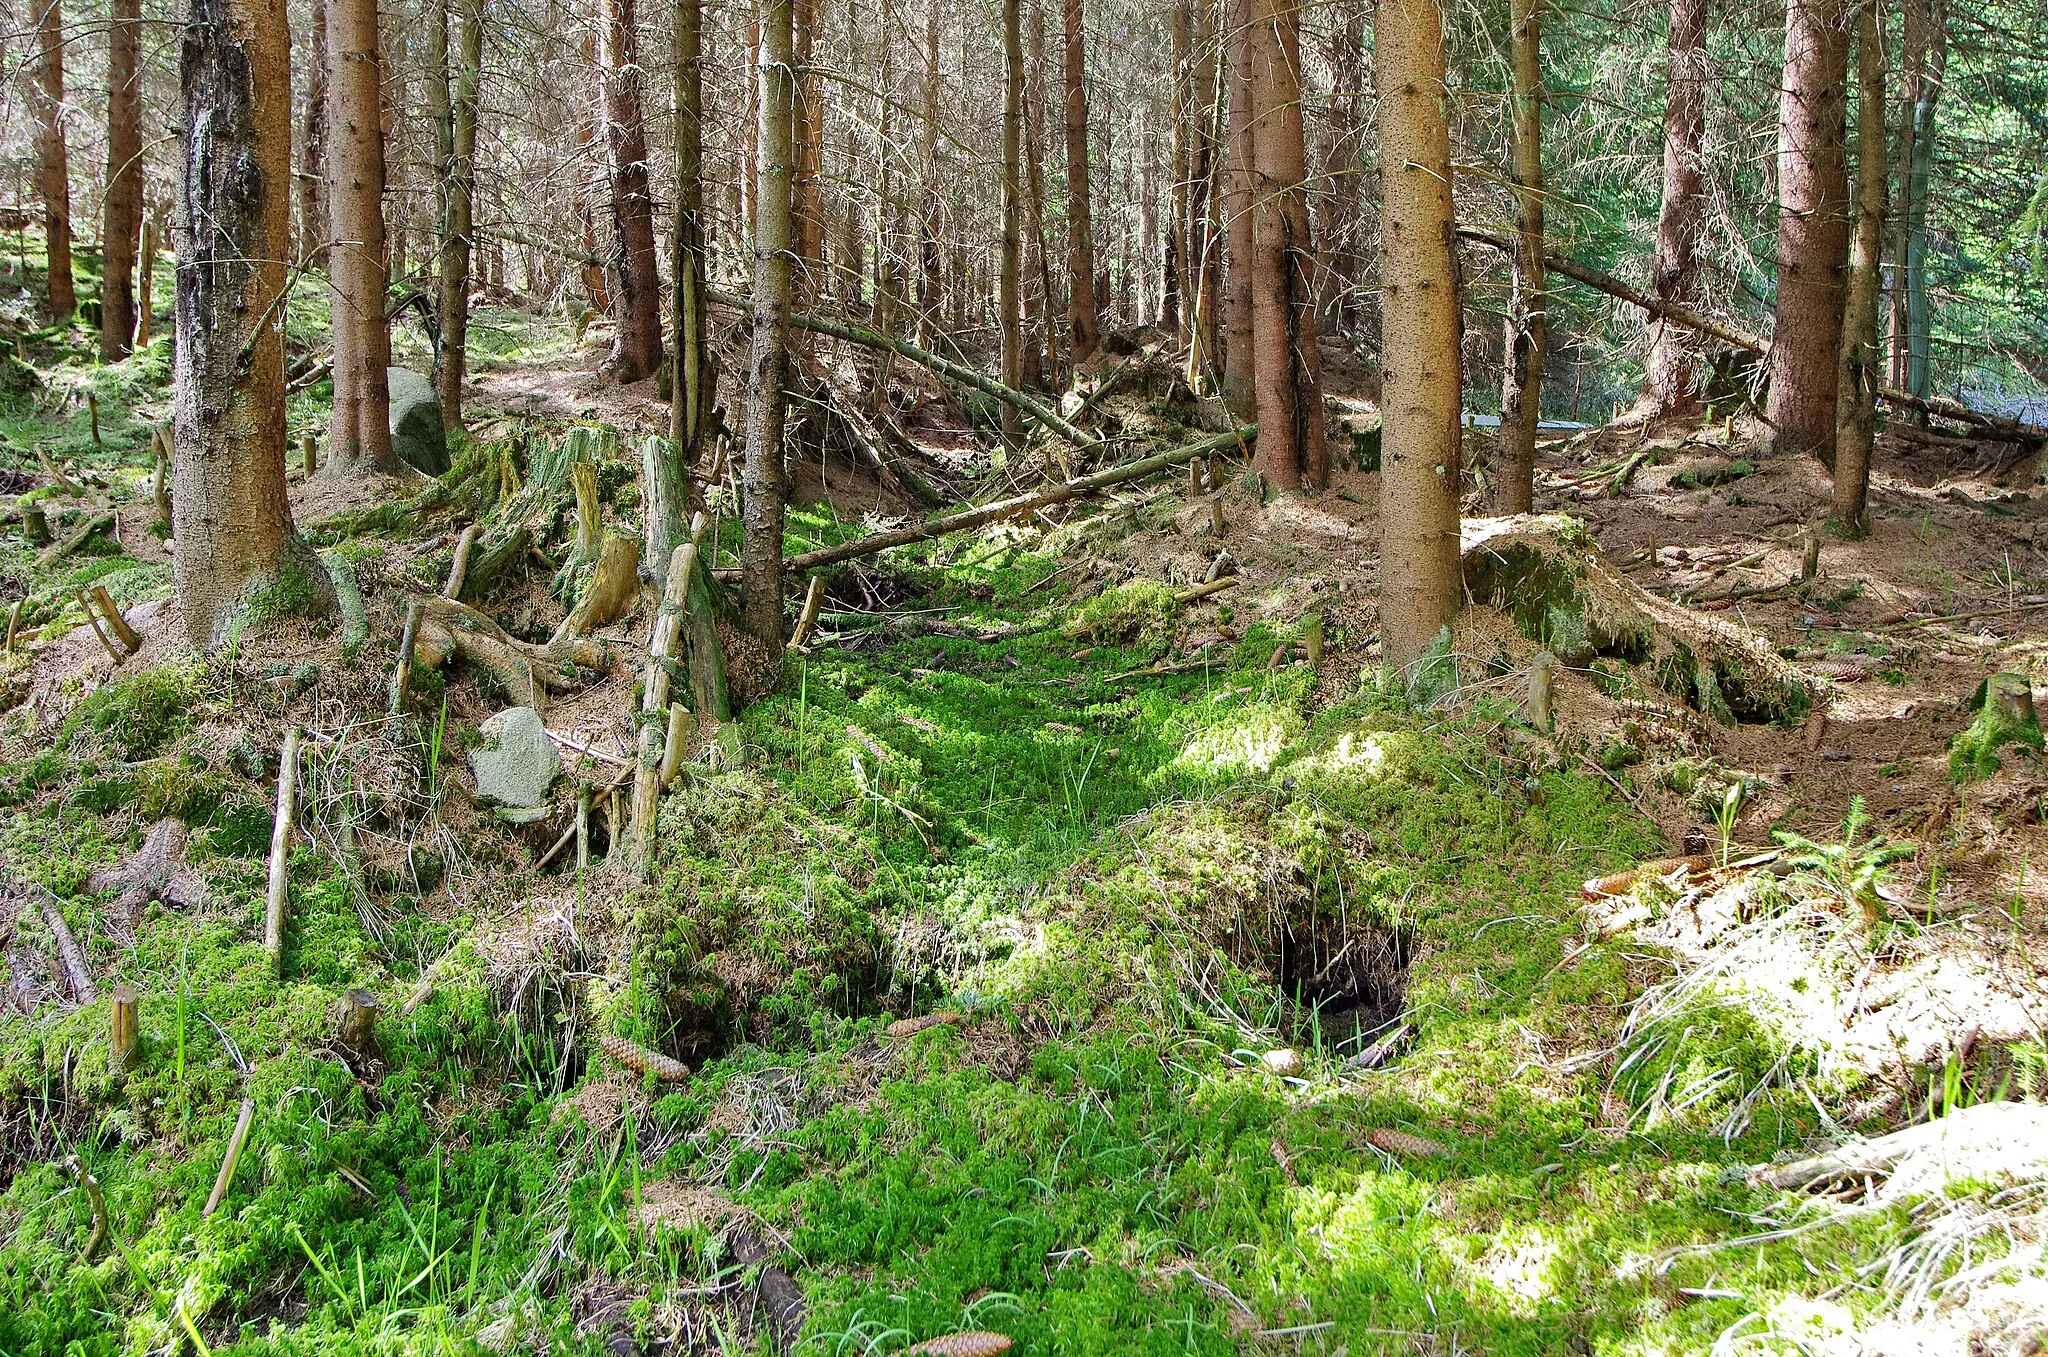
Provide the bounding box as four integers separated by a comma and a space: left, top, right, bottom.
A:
1497, 0, 1545, 513
1766, 0, 1852, 464
32, 0, 76, 321
325, 0, 398, 477
1023, 0, 1054, 387
792, 0, 825, 293
1218, 0, 1255, 419
1318, 0, 1367, 332
1184, 3, 1220, 391
1166, 0, 1190, 336
437, 0, 480, 430
1832, 0, 1885, 535
1245, 0, 1325, 490
745, 0, 796, 659
100, 0, 144, 361
175, 0, 319, 648
1901, 0, 1943, 401
917, 0, 942, 348
1000, 0, 1027, 452
1643, 0, 1706, 412
667, 0, 715, 521
599, 0, 667, 382
298, 0, 328, 266
1061, 0, 1100, 363
1888, 0, 1924, 390
1375, 0, 1462, 668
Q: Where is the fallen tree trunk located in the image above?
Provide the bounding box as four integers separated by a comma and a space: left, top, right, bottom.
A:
704, 285, 1098, 449
782, 426, 1254, 573
1458, 228, 2048, 445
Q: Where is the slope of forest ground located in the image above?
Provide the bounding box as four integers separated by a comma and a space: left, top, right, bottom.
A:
3, 261, 2048, 1357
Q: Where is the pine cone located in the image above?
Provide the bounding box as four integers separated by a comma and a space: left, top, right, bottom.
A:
1366, 1127, 1452, 1159
903, 1332, 1014, 1356
885, 1012, 961, 1041
600, 1035, 693, 1084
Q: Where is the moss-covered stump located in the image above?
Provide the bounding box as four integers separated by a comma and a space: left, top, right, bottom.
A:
1949, 672, 2043, 782
1461, 513, 1817, 725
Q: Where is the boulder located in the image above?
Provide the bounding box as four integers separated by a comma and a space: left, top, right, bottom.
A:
467, 706, 560, 808
387, 367, 450, 475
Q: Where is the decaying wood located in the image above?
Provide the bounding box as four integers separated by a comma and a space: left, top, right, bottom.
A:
204, 1097, 256, 1217
445, 523, 479, 598
109, 984, 139, 1075
789, 575, 827, 649
1528, 649, 1558, 733
335, 987, 379, 1055
87, 818, 205, 935
265, 728, 301, 975
90, 586, 141, 653
38, 512, 115, 568
785, 428, 1254, 573
659, 705, 692, 786
411, 594, 609, 712
553, 530, 641, 640
885, 1011, 961, 1040
599, 1033, 692, 1082
629, 543, 695, 876
1756, 1101, 2048, 1192
390, 602, 424, 715
63, 1155, 108, 1262
36, 887, 96, 1004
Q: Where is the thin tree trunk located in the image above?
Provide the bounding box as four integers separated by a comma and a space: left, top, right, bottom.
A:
1497, 0, 1545, 513
1165, 0, 1190, 335
1888, 0, 1924, 390
325, 0, 398, 477
133, 212, 157, 348
1184, 0, 1220, 391
792, 0, 824, 298
1023, 0, 1053, 387
599, 0, 667, 381
667, 0, 715, 516
1219, 0, 1254, 418
1245, 0, 1325, 490
100, 0, 144, 361
298, 0, 328, 266
1000, 0, 1026, 452
744, 0, 796, 658
1766, 0, 1852, 464
1318, 0, 1366, 332
1061, 0, 1100, 363
32, 0, 75, 321
1901, 0, 1943, 400
176, 0, 321, 648
916, 0, 942, 348
1642, 0, 1706, 412
1833, 0, 1885, 534
437, 0, 480, 430
1375, 0, 1461, 669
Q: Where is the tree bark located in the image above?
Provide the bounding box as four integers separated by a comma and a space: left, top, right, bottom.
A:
436, 0, 480, 430
745, 0, 796, 659
916, 0, 942, 348
1218, 0, 1255, 418
1766, 0, 1853, 463
1642, 0, 1706, 413
1245, 0, 1325, 490
1497, 0, 1545, 513
1375, 0, 1462, 669
32, 0, 76, 321
175, 0, 322, 648
598, 0, 666, 382
1318, 0, 1367, 332
792, 0, 825, 300
1061, 0, 1100, 363
1900, 0, 1943, 400
668, 0, 715, 523
1165, 0, 1190, 336
1000, 0, 1027, 453
325, 0, 398, 477
101, 0, 145, 361
1024, 0, 1055, 386
1832, 0, 1885, 535
298, 0, 327, 266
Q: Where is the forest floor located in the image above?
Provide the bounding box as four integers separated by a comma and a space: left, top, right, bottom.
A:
2, 255, 2047, 1357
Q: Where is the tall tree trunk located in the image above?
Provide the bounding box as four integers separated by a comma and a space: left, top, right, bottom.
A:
1833, 0, 1884, 535
1766, 0, 1852, 463
1497, 0, 1545, 513
1245, 0, 1325, 490
1061, 0, 1100, 363
1023, 0, 1053, 387
325, 0, 398, 477
599, 0, 667, 381
1165, 0, 1190, 336
792, 0, 825, 297
101, 0, 144, 361
298, 0, 329, 267
1375, 0, 1461, 669
665, 0, 715, 543
32, 0, 75, 321
1901, 0, 1943, 400
437, 0, 479, 429
916, 0, 942, 348
176, 0, 321, 647
1218, 0, 1254, 418
576, 30, 612, 315
1642, 0, 1706, 412
1184, 0, 1220, 391
744, 0, 795, 659
134, 212, 158, 348
1000, 0, 1026, 452
1888, 0, 1924, 390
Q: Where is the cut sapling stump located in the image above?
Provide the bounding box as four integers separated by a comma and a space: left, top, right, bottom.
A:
1528, 649, 1558, 734
389, 602, 424, 715
91, 586, 141, 653
789, 574, 827, 650
265, 728, 301, 976
77, 592, 127, 664
334, 988, 378, 1056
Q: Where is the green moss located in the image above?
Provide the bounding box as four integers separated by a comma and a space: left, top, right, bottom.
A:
59, 661, 202, 760
1948, 672, 2044, 782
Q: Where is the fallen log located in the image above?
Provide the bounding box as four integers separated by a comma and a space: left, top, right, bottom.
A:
783, 426, 1255, 573
1458, 228, 2048, 445
1756, 1101, 2048, 1198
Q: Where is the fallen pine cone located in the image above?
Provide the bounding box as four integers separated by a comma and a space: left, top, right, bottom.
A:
600, 1035, 692, 1084
885, 1012, 962, 1040
904, 1333, 1013, 1357
1580, 855, 1710, 901
1366, 1127, 1452, 1159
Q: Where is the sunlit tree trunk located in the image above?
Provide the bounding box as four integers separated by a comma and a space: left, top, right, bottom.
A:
1900, 0, 1943, 401
1497, 0, 1545, 513
917, 0, 942, 347
1833, 0, 1885, 534
744, 0, 796, 658
793, 0, 825, 300
1061, 0, 1100, 362
1218, 0, 1254, 418
1000, 0, 1026, 451
32, 0, 75, 321
1245, 0, 1324, 490
1318, 0, 1366, 332
668, 0, 715, 489
1023, 0, 1054, 386
100, 0, 144, 360
298, 0, 328, 266
1375, 0, 1462, 668
599, 0, 667, 381
1767, 0, 1852, 464
436, 0, 480, 430
1643, 0, 1705, 413
175, 0, 321, 647
325, 0, 398, 477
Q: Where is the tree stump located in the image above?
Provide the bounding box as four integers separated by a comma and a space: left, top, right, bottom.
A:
1950, 673, 2042, 782
109, 984, 139, 1075
335, 988, 379, 1055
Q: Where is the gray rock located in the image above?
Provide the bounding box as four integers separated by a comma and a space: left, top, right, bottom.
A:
467, 706, 560, 808
387, 366, 449, 476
